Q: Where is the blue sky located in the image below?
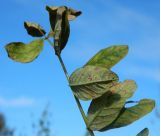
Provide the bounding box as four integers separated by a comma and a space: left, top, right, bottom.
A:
0, 0, 160, 136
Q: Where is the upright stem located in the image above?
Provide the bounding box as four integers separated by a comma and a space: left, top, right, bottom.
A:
57, 55, 95, 136
43, 35, 95, 136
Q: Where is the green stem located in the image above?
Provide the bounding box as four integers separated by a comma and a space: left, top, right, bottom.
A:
57, 55, 95, 136
42, 32, 95, 136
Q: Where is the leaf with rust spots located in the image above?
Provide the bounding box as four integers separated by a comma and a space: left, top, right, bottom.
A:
85, 45, 128, 69
100, 99, 155, 131
69, 66, 119, 101
87, 80, 137, 131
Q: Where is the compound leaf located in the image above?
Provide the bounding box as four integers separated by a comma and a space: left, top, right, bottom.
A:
5, 39, 44, 63
85, 45, 128, 69
100, 99, 155, 131
87, 80, 137, 131
24, 21, 46, 37
69, 66, 119, 101
137, 128, 149, 136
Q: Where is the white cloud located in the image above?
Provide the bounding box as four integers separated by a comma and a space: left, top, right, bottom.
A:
0, 96, 35, 107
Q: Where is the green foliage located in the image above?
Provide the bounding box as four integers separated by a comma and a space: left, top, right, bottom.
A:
69, 66, 118, 100
3, 4, 155, 136
85, 45, 128, 69
100, 99, 155, 131
87, 80, 137, 131
5, 39, 44, 63
24, 22, 46, 37
137, 128, 149, 136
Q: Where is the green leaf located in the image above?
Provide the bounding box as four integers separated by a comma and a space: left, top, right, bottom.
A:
5, 39, 44, 63
68, 8, 82, 21
69, 66, 119, 101
137, 128, 149, 136
100, 99, 155, 131
24, 22, 46, 37
87, 80, 137, 131
46, 6, 70, 55
85, 45, 129, 69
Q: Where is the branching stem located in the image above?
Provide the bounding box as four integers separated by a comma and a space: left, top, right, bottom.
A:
45, 37, 95, 136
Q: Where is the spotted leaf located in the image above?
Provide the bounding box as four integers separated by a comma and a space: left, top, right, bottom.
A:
87, 80, 137, 131
100, 99, 155, 131
5, 39, 44, 63
85, 45, 128, 69
69, 66, 119, 101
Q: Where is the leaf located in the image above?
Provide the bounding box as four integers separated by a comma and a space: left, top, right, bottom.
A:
137, 128, 149, 136
100, 99, 155, 131
46, 6, 70, 55
24, 22, 46, 37
54, 7, 70, 53
87, 80, 137, 131
85, 45, 128, 69
68, 8, 82, 21
69, 66, 119, 101
5, 39, 44, 63
46, 6, 59, 32
46, 6, 82, 22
